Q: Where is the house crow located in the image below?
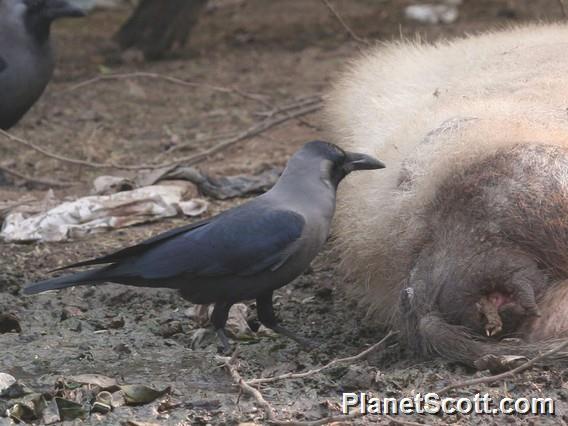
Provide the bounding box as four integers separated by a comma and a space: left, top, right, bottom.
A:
0, 0, 85, 130
23, 140, 385, 351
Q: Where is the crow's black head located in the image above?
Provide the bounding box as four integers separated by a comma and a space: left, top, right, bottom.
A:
300, 140, 385, 187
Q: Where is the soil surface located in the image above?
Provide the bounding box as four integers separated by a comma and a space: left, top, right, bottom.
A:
2, 1, 568, 425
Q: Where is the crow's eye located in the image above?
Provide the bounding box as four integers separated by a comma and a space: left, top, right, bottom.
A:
323, 143, 345, 161
331, 145, 343, 156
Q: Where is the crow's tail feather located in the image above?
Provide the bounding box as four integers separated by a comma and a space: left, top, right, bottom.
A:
22, 269, 108, 295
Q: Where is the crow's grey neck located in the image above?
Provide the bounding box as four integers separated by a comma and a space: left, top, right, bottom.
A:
268, 157, 337, 222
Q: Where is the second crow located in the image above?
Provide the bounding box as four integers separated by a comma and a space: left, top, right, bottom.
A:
0, 0, 85, 130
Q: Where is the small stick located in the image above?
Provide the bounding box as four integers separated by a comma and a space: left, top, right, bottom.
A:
59, 71, 272, 107
247, 331, 397, 385
254, 96, 323, 130
167, 102, 322, 168
270, 410, 424, 425
217, 353, 277, 422
0, 164, 73, 187
0, 195, 36, 218
320, 0, 370, 45
385, 415, 429, 426
255, 96, 323, 119
162, 130, 241, 155
219, 333, 396, 425
272, 411, 363, 426
0, 129, 130, 170
436, 339, 568, 395
0, 101, 322, 171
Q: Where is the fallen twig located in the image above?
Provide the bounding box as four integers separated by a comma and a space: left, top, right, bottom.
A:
170, 96, 323, 157
162, 130, 241, 155
269, 404, 424, 425
247, 331, 397, 385
219, 332, 396, 425
0, 164, 73, 188
254, 96, 323, 131
436, 339, 568, 395
0, 101, 322, 173
0, 129, 135, 170
272, 411, 363, 426
162, 102, 322, 167
161, 101, 323, 167
385, 415, 430, 426
60, 71, 322, 134
0, 195, 36, 218
217, 352, 276, 422
320, 0, 370, 45
59, 71, 272, 108
255, 96, 323, 119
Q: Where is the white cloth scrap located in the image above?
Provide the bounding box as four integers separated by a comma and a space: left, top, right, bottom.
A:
1, 184, 207, 242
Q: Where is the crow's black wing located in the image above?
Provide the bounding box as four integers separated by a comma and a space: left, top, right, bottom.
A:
112, 208, 306, 280
54, 216, 215, 271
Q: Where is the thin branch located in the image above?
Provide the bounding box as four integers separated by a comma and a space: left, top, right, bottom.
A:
559, 0, 567, 18
385, 415, 429, 426
320, 0, 370, 45
247, 331, 397, 385
272, 412, 363, 426
269, 405, 424, 425
254, 96, 323, 130
0, 101, 322, 171
162, 130, 240, 155
436, 339, 568, 395
173, 102, 322, 167
270, 409, 426, 425
217, 353, 276, 422
0, 164, 73, 188
59, 72, 273, 108
254, 96, 322, 119
218, 333, 396, 425
0, 195, 36, 218
0, 129, 135, 170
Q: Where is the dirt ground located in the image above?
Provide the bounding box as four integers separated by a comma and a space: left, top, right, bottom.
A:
2, 0, 568, 424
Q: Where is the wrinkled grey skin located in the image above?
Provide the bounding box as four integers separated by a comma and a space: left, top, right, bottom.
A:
399, 144, 567, 366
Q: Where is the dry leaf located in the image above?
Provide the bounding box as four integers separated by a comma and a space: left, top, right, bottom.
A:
120, 384, 171, 405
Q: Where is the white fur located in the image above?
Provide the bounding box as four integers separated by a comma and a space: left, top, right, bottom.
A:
326, 24, 568, 327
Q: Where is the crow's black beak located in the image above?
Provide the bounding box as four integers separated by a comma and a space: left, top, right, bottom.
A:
44, 0, 86, 20
343, 151, 386, 173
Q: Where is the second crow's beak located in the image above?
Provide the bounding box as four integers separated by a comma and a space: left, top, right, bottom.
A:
343, 151, 386, 173
45, 0, 87, 20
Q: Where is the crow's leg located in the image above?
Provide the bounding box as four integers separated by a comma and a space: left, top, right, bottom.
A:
211, 302, 232, 353
256, 291, 313, 349
195, 304, 210, 327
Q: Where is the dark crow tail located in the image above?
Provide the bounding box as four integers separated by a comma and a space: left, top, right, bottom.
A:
23, 269, 108, 295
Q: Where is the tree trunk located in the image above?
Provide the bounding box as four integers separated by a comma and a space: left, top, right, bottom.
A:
115, 0, 208, 60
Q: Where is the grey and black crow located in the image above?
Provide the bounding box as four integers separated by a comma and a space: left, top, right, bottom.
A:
0, 0, 85, 130
23, 141, 385, 350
